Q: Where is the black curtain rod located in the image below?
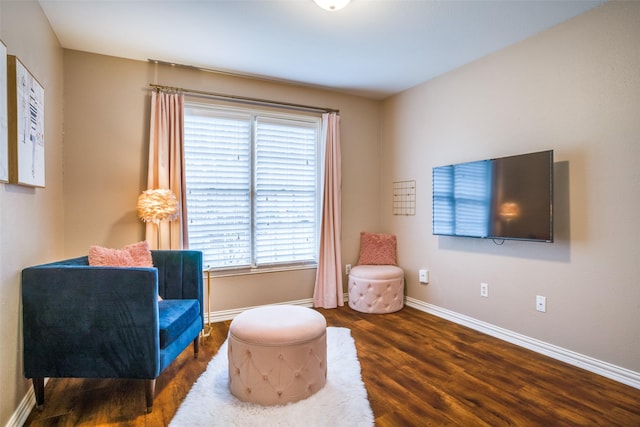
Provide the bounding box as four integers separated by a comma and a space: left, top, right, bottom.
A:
148, 83, 339, 114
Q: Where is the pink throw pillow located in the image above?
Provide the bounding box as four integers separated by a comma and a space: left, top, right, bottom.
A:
357, 232, 397, 265
88, 241, 153, 267
123, 241, 153, 267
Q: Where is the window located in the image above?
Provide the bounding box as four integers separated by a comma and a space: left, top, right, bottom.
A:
184, 103, 322, 271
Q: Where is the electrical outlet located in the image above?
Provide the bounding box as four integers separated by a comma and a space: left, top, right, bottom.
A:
480, 283, 489, 297
345, 264, 351, 275
536, 295, 547, 312
419, 269, 429, 284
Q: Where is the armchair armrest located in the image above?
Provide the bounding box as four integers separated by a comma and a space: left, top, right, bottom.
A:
22, 264, 161, 379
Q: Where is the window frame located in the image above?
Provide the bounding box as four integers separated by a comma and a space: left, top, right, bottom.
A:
183, 100, 324, 275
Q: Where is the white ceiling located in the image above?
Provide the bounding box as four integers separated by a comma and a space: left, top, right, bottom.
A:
39, 0, 605, 99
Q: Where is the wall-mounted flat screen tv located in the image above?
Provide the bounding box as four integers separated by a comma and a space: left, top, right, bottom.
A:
433, 150, 553, 242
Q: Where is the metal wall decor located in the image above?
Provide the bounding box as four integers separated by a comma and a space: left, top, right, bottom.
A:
393, 180, 416, 216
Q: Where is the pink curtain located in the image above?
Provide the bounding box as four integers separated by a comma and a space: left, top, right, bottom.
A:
146, 90, 189, 249
313, 112, 343, 308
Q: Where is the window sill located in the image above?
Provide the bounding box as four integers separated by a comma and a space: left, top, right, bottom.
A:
206, 263, 318, 278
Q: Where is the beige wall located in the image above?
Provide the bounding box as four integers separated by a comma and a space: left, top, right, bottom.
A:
62, 51, 381, 311
3, 0, 639, 423
380, 1, 640, 372
0, 1, 64, 425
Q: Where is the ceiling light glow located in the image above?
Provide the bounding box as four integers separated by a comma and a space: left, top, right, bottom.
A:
313, 0, 351, 12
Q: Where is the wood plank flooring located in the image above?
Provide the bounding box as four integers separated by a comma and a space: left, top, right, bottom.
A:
24, 305, 640, 426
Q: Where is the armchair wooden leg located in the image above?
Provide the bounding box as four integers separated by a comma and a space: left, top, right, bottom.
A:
145, 379, 156, 413
32, 378, 45, 410
193, 335, 200, 359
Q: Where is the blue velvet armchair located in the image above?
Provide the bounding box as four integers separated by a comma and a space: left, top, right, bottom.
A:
22, 250, 203, 413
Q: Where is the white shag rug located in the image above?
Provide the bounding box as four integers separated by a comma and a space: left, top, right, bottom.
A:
170, 326, 374, 427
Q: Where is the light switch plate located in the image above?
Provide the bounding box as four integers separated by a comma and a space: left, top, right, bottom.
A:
419, 269, 428, 283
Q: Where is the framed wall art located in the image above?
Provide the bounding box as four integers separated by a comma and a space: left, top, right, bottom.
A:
0, 41, 8, 183
8, 55, 45, 187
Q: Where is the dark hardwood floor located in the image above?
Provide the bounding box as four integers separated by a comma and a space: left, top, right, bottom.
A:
24, 305, 640, 426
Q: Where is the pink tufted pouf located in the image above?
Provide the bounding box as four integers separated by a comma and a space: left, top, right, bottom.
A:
228, 305, 327, 406
348, 265, 405, 313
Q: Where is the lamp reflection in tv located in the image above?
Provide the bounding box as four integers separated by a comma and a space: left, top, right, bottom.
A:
499, 201, 521, 222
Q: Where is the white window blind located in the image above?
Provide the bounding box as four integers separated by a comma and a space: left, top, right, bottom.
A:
184, 104, 321, 271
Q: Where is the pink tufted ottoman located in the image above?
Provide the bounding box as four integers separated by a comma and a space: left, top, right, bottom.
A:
228, 305, 327, 405
348, 265, 405, 313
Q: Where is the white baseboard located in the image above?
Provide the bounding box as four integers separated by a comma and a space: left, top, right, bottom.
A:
206, 294, 354, 323
405, 297, 640, 390
7, 379, 43, 427
206, 298, 315, 323
207, 295, 639, 390
16, 295, 636, 426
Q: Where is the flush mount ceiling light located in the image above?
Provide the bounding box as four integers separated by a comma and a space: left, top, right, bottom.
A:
313, 0, 351, 12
